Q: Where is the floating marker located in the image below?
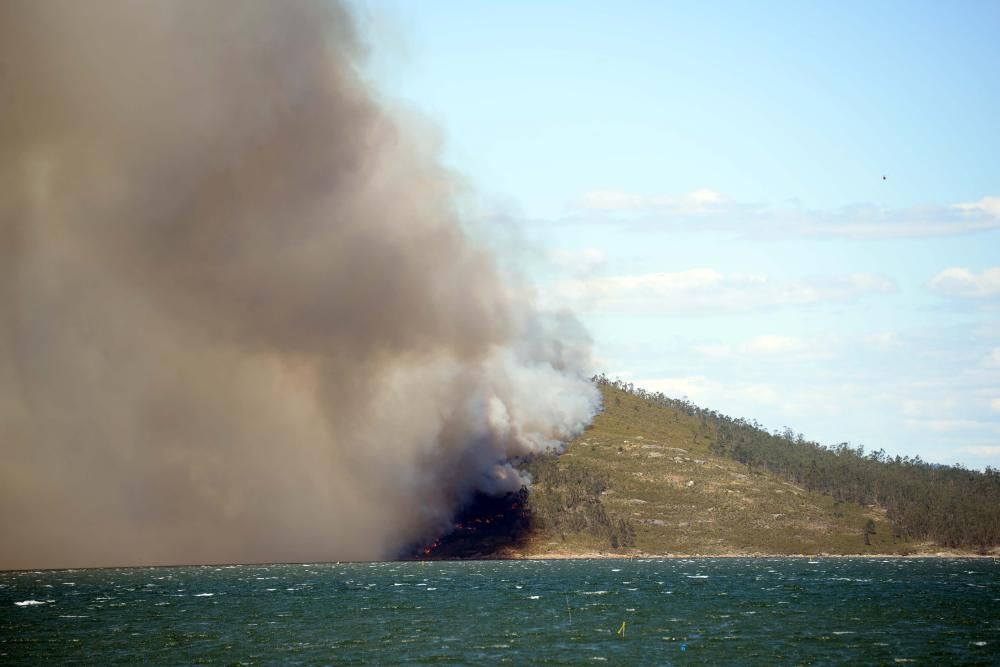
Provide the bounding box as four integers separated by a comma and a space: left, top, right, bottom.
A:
617, 620, 626, 637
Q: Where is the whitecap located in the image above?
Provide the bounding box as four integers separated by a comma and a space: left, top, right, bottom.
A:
972, 641, 988, 646
14, 600, 47, 607
193, 593, 214, 597
581, 591, 608, 595
529, 595, 541, 600
686, 575, 709, 579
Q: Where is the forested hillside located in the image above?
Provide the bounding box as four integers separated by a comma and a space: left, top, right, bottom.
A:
420, 378, 997, 558
595, 376, 1000, 553
509, 382, 922, 557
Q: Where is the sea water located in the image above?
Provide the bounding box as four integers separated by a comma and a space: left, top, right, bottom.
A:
2, 558, 997, 664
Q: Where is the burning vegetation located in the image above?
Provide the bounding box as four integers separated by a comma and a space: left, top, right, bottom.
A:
409, 448, 639, 560
410, 488, 532, 560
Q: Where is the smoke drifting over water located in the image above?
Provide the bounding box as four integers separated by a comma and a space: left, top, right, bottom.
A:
0, 1, 599, 569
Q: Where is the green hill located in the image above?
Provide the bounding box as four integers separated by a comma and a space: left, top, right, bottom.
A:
515, 383, 902, 556
420, 379, 998, 559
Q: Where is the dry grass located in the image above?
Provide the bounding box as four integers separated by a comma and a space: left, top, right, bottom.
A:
516, 384, 952, 557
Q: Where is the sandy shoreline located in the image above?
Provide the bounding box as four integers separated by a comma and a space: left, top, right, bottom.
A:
511, 551, 997, 560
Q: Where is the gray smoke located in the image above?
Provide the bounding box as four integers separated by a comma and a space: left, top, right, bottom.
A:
0, 1, 599, 569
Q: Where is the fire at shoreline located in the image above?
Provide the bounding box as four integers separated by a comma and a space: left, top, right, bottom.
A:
410, 488, 531, 560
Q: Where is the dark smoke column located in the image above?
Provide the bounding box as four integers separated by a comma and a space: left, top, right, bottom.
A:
0, 1, 599, 569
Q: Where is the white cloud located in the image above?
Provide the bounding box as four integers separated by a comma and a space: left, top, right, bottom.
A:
576, 188, 725, 214
746, 335, 809, 354
953, 196, 1000, 218
864, 332, 899, 350
571, 190, 1000, 239
957, 445, 1000, 457
694, 343, 733, 358
904, 418, 993, 433
634, 375, 720, 401
628, 375, 853, 422
695, 335, 821, 360
737, 383, 781, 404
793, 200, 1000, 239
991, 398, 1000, 413
633, 375, 780, 406
548, 269, 896, 314
902, 397, 958, 418
548, 247, 608, 274
927, 267, 1000, 299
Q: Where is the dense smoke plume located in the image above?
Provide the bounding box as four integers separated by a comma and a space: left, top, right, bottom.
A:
0, 1, 599, 569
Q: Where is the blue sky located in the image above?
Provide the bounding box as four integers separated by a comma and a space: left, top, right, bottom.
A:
355, 1, 1000, 468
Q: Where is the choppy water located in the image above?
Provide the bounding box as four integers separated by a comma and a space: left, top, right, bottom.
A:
2, 558, 998, 664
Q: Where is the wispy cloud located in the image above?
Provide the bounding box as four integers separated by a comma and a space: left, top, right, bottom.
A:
630, 374, 854, 422
746, 334, 810, 354
547, 247, 608, 274
695, 334, 828, 360
959, 445, 1000, 457
572, 190, 1000, 240
928, 267, 1000, 299
576, 188, 726, 214
904, 418, 999, 433
861, 332, 901, 351
632, 375, 780, 406
954, 197, 1000, 218
547, 269, 896, 314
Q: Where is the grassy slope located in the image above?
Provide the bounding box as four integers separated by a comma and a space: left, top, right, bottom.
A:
516, 384, 963, 557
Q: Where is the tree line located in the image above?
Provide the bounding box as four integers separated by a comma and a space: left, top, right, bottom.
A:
594, 375, 1000, 552
521, 453, 636, 549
